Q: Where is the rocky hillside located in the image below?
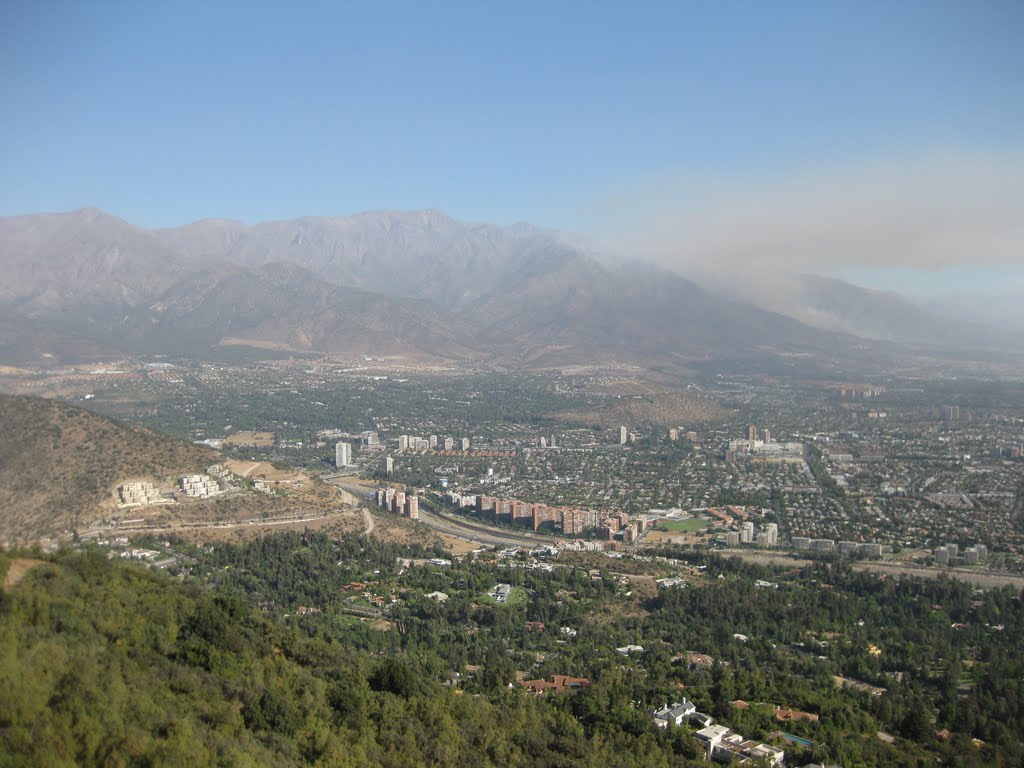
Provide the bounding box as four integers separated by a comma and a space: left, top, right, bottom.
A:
0, 395, 218, 543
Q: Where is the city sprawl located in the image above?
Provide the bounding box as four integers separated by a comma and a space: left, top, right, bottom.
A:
7, 357, 1022, 572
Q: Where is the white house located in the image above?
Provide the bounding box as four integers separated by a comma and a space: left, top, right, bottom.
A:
652, 699, 697, 728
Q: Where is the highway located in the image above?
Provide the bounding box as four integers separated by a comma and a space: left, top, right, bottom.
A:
333, 481, 1024, 589
327, 479, 561, 549
413, 507, 561, 549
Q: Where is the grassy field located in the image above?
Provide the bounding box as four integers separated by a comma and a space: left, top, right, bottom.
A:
224, 431, 275, 447
477, 586, 529, 607
655, 518, 710, 533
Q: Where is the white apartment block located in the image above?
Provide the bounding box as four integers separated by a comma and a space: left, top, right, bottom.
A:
180, 474, 223, 499
118, 481, 164, 507
336, 441, 352, 467
740, 521, 755, 544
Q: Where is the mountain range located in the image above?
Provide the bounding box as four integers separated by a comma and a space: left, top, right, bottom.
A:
0, 207, 1016, 370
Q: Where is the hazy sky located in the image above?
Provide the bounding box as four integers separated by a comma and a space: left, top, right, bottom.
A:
1, 1, 1022, 293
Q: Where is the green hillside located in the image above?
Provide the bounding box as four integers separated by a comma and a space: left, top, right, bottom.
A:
0, 549, 694, 767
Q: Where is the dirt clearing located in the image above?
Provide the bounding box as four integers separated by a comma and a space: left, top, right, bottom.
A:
3, 558, 46, 590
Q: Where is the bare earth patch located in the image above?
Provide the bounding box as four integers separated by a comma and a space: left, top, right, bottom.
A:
165, 511, 364, 544
644, 529, 708, 546
439, 535, 483, 555
622, 574, 659, 600
3, 558, 46, 590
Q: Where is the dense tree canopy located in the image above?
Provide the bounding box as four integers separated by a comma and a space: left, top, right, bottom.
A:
2, 535, 1022, 766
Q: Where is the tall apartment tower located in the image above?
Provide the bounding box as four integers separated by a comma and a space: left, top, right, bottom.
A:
335, 442, 352, 467
747, 424, 757, 442
404, 495, 419, 519
619, 426, 628, 445
384, 456, 394, 476
740, 521, 755, 544
942, 405, 960, 421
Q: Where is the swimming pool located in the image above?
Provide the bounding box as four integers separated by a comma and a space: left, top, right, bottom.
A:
781, 733, 814, 747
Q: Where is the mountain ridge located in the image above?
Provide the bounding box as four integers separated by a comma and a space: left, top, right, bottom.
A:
0, 206, 981, 369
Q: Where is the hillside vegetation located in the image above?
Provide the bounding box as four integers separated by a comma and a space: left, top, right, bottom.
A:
3, 531, 1022, 766
0, 395, 217, 543
0, 548, 697, 767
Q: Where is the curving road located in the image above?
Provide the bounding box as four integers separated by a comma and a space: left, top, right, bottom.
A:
415, 506, 560, 549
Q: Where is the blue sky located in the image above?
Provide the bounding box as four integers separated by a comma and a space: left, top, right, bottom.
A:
1, 1, 1022, 293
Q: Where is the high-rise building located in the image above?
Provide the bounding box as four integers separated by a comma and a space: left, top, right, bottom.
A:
384, 456, 394, 476
619, 426, 628, 445
747, 424, 757, 442
335, 442, 352, 467
942, 405, 960, 421
404, 495, 419, 519
429, 434, 439, 449
762, 429, 771, 444
460, 437, 470, 451
398, 435, 409, 451
668, 428, 679, 441
494, 499, 512, 521
443, 436, 454, 451
512, 502, 533, 526
741, 521, 755, 544
764, 522, 778, 546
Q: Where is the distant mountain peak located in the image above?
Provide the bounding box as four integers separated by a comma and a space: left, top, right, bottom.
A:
0, 206, 957, 369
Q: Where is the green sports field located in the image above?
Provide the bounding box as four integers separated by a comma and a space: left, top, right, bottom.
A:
655, 518, 710, 533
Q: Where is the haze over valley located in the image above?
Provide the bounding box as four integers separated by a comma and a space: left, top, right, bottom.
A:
1, 3, 1022, 767
2, 206, 1020, 374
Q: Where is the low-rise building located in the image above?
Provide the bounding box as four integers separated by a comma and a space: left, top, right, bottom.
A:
180, 474, 223, 498
652, 700, 697, 728
615, 644, 644, 655
117, 481, 164, 507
